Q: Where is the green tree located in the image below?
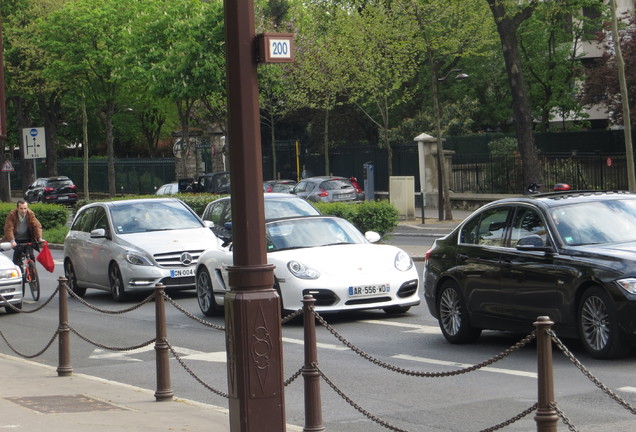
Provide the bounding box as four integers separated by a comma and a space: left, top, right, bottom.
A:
519, 0, 602, 132
38, 0, 141, 196
3, 0, 71, 192
127, 0, 225, 180
287, 4, 352, 175
402, 0, 495, 219
340, 3, 420, 177
485, 0, 543, 190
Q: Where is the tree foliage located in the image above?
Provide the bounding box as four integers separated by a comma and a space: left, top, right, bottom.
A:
579, 10, 636, 125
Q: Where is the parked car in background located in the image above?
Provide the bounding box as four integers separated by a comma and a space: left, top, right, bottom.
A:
63, 198, 218, 302
291, 176, 362, 203
263, 179, 296, 193
0, 246, 23, 313
196, 215, 419, 316
423, 190, 636, 359
155, 182, 179, 195
194, 172, 231, 194
24, 176, 77, 204
201, 193, 320, 243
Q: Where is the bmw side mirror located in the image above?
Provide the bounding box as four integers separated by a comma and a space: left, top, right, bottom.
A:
516, 235, 554, 253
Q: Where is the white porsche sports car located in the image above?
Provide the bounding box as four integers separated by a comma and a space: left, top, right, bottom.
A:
195, 215, 420, 316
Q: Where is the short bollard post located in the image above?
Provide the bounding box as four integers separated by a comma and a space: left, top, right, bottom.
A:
154, 284, 173, 401
534, 316, 558, 432
302, 295, 325, 432
57, 277, 73, 376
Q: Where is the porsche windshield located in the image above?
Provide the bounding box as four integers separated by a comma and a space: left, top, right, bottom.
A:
266, 217, 366, 251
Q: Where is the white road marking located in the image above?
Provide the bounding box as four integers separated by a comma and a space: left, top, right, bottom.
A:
88, 344, 220, 362
393, 354, 537, 378
283, 337, 348, 351
360, 319, 442, 334
89, 338, 347, 363
618, 387, 636, 393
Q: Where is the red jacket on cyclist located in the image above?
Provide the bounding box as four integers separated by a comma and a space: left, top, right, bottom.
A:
3, 200, 44, 265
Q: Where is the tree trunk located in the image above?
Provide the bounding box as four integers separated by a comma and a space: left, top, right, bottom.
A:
270, 112, 277, 179
487, 0, 541, 191
102, 101, 116, 197
39, 93, 60, 177
323, 108, 330, 175
431, 68, 453, 220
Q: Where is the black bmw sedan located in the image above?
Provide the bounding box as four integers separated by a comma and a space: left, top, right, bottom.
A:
423, 190, 636, 359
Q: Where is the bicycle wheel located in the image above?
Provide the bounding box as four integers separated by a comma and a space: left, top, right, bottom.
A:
27, 260, 40, 301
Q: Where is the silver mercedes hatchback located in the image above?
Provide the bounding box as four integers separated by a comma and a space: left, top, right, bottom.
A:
63, 198, 218, 302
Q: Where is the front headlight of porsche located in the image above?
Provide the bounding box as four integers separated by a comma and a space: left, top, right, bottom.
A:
124, 251, 154, 266
287, 261, 320, 279
395, 250, 413, 272
616, 278, 636, 295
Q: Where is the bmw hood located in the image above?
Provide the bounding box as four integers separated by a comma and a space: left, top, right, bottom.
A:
574, 242, 636, 261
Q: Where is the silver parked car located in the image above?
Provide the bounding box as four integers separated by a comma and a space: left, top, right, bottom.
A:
0, 249, 23, 313
291, 176, 361, 203
63, 198, 218, 301
155, 182, 179, 195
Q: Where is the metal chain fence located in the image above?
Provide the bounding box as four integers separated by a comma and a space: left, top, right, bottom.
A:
161, 291, 225, 331
549, 330, 636, 414
313, 308, 537, 377
3, 283, 636, 431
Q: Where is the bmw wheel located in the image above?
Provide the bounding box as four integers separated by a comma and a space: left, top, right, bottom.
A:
437, 281, 481, 344
109, 263, 126, 302
196, 266, 222, 316
578, 286, 627, 359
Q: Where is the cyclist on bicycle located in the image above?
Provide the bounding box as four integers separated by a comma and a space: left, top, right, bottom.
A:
3, 200, 45, 266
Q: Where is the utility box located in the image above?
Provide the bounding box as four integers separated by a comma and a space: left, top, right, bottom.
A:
363, 161, 375, 201
390, 176, 415, 220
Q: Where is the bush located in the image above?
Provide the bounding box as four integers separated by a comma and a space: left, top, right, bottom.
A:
313, 200, 399, 236
44, 225, 69, 244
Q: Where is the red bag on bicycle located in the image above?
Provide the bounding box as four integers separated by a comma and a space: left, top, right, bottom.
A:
36, 242, 55, 273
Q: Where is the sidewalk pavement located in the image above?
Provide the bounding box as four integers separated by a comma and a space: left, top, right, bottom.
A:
0, 353, 234, 432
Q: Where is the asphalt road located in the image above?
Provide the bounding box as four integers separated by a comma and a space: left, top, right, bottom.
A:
1, 245, 636, 431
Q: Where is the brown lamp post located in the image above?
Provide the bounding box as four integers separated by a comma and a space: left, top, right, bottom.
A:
223, 1, 286, 431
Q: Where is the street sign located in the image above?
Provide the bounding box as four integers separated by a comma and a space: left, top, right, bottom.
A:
22, 127, 46, 159
2, 160, 14, 172
257, 33, 294, 63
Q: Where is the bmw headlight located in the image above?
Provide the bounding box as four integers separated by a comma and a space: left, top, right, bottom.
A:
124, 251, 153, 266
616, 278, 636, 295
395, 250, 413, 272
287, 261, 320, 279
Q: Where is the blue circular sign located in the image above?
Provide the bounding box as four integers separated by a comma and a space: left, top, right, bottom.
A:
29, 128, 38, 137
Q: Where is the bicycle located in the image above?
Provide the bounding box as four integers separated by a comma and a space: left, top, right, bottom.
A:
15, 242, 41, 301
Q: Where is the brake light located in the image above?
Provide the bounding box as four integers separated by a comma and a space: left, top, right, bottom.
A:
69, 184, 77, 191
44, 187, 55, 192
317, 189, 329, 197
553, 183, 571, 191
424, 248, 432, 262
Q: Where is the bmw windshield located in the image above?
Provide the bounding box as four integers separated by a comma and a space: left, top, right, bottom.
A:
551, 199, 636, 245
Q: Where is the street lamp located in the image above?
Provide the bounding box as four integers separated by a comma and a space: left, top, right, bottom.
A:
432, 68, 468, 221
